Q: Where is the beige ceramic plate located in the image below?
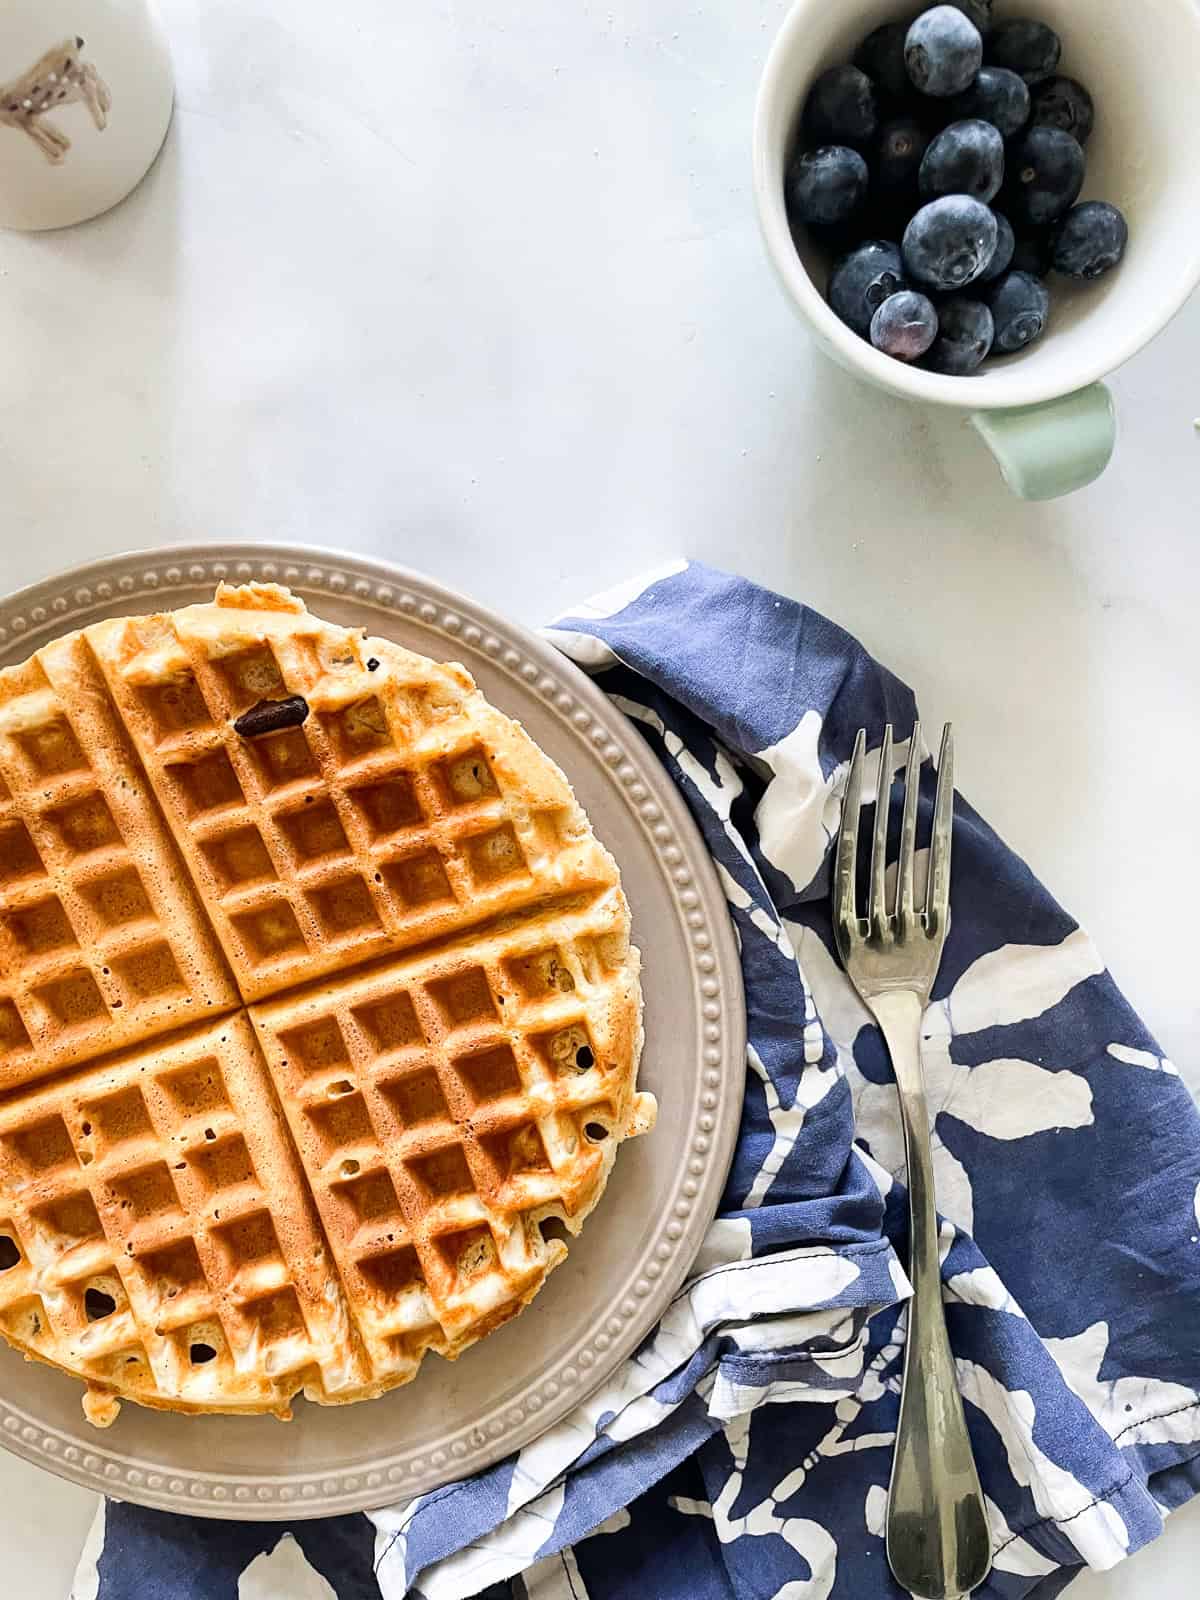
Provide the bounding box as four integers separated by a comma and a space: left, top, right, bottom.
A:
0, 546, 745, 1519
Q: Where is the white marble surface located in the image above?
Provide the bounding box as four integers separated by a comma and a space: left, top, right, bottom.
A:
0, 1, 1196, 1594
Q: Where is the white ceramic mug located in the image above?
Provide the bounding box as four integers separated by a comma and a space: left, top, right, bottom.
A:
753, 0, 1200, 499
0, 0, 172, 231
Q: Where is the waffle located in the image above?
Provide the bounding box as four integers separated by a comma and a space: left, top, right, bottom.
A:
0, 584, 653, 1425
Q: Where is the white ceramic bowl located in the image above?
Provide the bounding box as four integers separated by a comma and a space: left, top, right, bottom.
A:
753, 0, 1200, 496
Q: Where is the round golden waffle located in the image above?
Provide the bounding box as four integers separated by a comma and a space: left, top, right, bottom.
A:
0, 584, 653, 1426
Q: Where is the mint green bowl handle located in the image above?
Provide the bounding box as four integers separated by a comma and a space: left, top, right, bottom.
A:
970, 383, 1116, 500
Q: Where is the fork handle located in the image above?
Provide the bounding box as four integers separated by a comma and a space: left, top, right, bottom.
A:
870, 990, 991, 1600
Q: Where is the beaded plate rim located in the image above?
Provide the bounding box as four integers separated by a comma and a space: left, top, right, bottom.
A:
0, 544, 745, 1519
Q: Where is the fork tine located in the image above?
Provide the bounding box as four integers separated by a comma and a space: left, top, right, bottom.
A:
927, 724, 955, 937
834, 729, 866, 960
868, 724, 893, 940
897, 722, 921, 935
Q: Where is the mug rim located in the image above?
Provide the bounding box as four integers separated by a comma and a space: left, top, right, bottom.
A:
752, 0, 1200, 411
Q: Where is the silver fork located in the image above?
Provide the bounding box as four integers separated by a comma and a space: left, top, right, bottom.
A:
834, 723, 991, 1600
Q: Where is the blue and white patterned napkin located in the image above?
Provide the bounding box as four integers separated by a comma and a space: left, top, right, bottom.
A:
73, 563, 1200, 1600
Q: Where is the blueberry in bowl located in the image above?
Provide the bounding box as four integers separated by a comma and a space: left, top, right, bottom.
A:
985, 18, 1062, 83
918, 119, 1005, 203
985, 269, 1051, 351
870, 289, 940, 359
1050, 200, 1128, 278
904, 6, 984, 97
854, 22, 912, 101
902, 196, 998, 291
1005, 125, 1085, 226
1029, 75, 1094, 142
787, 145, 870, 226
946, 65, 1029, 137
803, 64, 879, 147
828, 240, 908, 336
923, 296, 995, 372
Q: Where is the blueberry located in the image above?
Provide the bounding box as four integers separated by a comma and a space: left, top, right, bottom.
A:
946, 0, 994, 35
1010, 227, 1052, 275
828, 240, 907, 337
924, 297, 994, 372
1029, 76, 1095, 143
980, 211, 1015, 280
787, 145, 870, 226
986, 19, 1061, 84
876, 117, 930, 200
946, 66, 1031, 137
855, 22, 912, 101
1050, 201, 1128, 278
870, 291, 939, 361
905, 6, 983, 97
985, 269, 1050, 351
919, 120, 1005, 203
804, 65, 879, 148
902, 196, 998, 291
1006, 125, 1085, 226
